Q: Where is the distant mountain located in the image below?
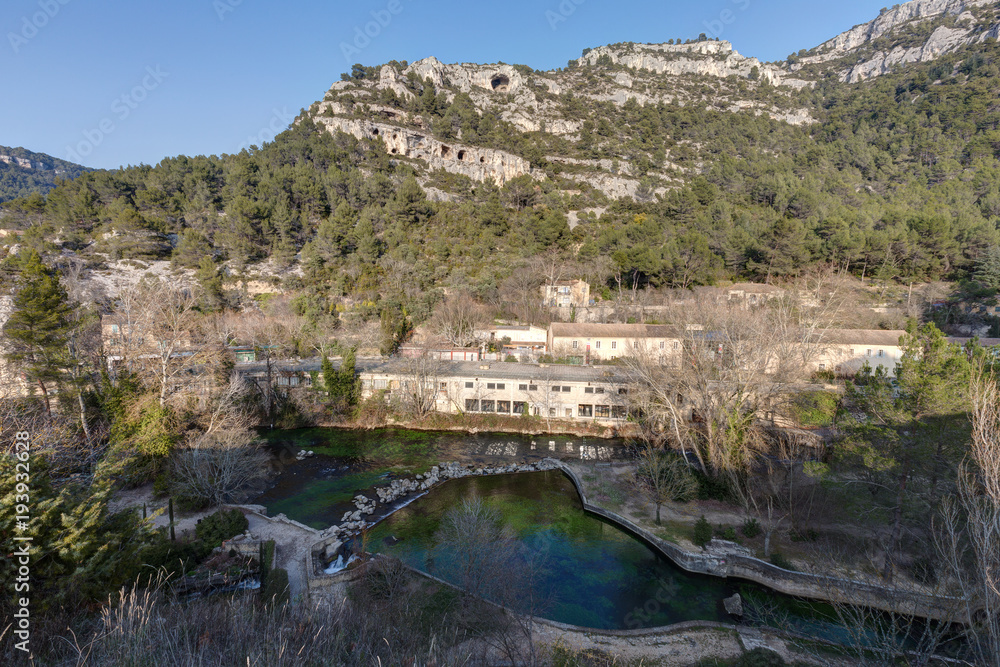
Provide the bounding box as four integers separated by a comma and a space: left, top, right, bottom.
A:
0, 146, 92, 202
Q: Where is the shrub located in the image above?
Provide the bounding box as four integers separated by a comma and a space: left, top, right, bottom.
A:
790, 528, 819, 542
195, 509, 249, 549
693, 469, 732, 502
692, 516, 713, 548
716, 525, 738, 541
769, 552, 794, 571
741, 517, 762, 538
788, 390, 839, 427
261, 567, 289, 606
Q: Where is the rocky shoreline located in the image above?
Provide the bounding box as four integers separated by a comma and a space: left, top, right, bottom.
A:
315, 459, 560, 566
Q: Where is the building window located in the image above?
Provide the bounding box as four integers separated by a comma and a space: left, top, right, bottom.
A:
659, 341, 665, 349
481, 400, 495, 413
465, 399, 479, 411
374, 379, 389, 389
551, 386, 560, 392
513, 401, 526, 414
578, 404, 593, 417
565, 408, 573, 418
519, 384, 528, 391
867, 349, 873, 357
529, 385, 538, 391
618, 388, 628, 395
611, 341, 617, 350
634, 341, 640, 349
572, 340, 579, 349
465, 381, 474, 388
877, 350, 884, 358
595, 405, 610, 418
673, 341, 679, 350
562, 386, 571, 392
585, 387, 594, 394
549, 408, 556, 417
497, 383, 505, 390
440, 382, 447, 390
487, 383, 496, 389
611, 406, 627, 418
497, 400, 511, 413
595, 387, 605, 394
595, 340, 601, 349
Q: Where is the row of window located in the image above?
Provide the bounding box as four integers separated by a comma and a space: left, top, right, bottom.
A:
463, 399, 627, 419
569, 340, 679, 351
461, 381, 624, 394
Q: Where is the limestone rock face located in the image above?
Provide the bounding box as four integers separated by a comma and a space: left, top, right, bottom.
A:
819, 0, 991, 54
798, 0, 1000, 82
580, 42, 798, 88
314, 115, 532, 186
0, 154, 47, 170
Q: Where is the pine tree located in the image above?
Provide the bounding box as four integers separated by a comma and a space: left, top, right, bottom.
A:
975, 245, 1000, 291
2, 250, 74, 417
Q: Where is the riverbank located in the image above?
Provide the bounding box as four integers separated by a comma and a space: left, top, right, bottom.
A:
559, 460, 966, 624
282, 410, 633, 440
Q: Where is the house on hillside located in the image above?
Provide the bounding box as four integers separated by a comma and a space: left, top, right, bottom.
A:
813, 329, 905, 376
541, 279, 591, 308
547, 322, 681, 364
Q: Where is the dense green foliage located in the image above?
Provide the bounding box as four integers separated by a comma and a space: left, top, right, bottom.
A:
3, 35, 1000, 326
0, 145, 91, 202
195, 507, 250, 548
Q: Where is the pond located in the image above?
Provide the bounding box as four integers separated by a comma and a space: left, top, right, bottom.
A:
254, 427, 624, 530
364, 468, 739, 630
253, 429, 969, 653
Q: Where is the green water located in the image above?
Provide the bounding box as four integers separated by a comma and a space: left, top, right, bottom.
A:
254, 427, 624, 530
366, 470, 737, 630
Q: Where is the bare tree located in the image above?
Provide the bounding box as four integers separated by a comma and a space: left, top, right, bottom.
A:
432, 498, 544, 665
622, 298, 829, 483
394, 355, 443, 418
936, 367, 1000, 666
632, 444, 697, 525
428, 292, 490, 348
171, 427, 271, 506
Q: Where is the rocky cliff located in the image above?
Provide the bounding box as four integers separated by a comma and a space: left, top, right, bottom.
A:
795, 0, 1000, 81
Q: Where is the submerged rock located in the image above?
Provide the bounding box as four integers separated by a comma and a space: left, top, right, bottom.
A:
724, 593, 744, 617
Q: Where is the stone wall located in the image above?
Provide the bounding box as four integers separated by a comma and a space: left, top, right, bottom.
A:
553, 461, 967, 623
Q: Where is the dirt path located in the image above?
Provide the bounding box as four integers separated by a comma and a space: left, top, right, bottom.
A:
108, 484, 216, 538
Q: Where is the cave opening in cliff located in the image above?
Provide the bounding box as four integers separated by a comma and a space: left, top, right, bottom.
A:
457, 150, 466, 161
490, 74, 510, 92
371, 128, 379, 135
441, 145, 452, 158
480, 157, 485, 163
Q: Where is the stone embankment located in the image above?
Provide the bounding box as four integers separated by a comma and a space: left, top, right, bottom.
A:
554, 461, 967, 623
311, 459, 560, 569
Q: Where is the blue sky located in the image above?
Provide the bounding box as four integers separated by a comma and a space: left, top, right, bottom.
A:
2, 0, 891, 170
